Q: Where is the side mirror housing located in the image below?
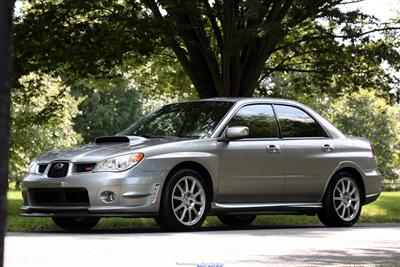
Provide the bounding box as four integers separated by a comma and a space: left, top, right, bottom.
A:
222, 126, 249, 141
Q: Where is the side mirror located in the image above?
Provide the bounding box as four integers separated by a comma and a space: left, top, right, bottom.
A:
225, 126, 249, 140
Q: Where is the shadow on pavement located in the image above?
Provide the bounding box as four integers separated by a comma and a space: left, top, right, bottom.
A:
8, 222, 391, 236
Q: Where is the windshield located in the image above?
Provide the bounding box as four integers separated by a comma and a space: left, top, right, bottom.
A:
122, 101, 233, 139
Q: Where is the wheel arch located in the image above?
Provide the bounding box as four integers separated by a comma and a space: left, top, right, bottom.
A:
163, 161, 215, 200
321, 164, 366, 204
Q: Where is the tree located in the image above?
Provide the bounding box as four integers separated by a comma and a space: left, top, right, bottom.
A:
10, 73, 82, 188
258, 23, 400, 103
144, 0, 400, 97
14, 1, 400, 99
72, 77, 142, 143
0, 0, 15, 265
317, 90, 400, 181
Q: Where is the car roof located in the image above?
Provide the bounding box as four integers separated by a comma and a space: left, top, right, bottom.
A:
185, 97, 302, 106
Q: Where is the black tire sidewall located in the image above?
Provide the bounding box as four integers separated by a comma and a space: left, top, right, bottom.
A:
318, 172, 362, 227
159, 169, 211, 231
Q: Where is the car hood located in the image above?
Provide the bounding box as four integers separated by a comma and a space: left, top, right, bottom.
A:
36, 136, 180, 163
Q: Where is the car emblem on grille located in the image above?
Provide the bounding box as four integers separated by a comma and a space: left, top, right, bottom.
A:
54, 163, 64, 170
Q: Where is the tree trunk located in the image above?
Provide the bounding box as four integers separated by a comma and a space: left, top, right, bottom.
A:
0, 0, 14, 266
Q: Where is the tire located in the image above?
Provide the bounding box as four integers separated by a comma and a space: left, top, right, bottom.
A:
158, 168, 211, 231
318, 171, 362, 227
52, 217, 100, 231
218, 214, 256, 227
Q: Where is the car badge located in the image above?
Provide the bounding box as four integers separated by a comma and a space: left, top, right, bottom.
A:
54, 163, 64, 170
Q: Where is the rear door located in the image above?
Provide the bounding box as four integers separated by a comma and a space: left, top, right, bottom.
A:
273, 104, 339, 202
218, 104, 286, 203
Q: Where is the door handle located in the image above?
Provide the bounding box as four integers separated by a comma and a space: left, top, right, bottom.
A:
266, 144, 281, 153
321, 144, 334, 152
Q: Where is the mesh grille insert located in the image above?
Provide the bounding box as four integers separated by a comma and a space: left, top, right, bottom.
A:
38, 164, 48, 174
28, 188, 90, 206
47, 162, 69, 178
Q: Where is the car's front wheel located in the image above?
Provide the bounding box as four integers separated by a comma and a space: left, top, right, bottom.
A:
318, 172, 362, 227
157, 169, 210, 231
218, 214, 256, 227
52, 217, 100, 231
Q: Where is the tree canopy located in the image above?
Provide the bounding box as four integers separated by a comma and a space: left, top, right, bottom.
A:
8, 0, 400, 183
13, 0, 400, 99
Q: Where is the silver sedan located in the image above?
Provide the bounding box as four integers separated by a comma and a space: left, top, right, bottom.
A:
21, 98, 382, 231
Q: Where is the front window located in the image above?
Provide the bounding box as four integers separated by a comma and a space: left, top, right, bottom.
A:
122, 101, 233, 139
228, 104, 279, 138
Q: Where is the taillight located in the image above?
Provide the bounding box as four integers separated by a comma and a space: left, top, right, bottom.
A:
371, 145, 376, 157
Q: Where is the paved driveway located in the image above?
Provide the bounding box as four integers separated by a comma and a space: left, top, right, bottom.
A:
5, 224, 400, 266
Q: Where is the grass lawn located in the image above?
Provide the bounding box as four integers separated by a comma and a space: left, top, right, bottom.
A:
6, 190, 400, 232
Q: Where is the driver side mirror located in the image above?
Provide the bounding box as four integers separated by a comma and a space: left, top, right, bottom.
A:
223, 126, 249, 141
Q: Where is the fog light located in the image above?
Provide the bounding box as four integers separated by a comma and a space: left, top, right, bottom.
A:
100, 191, 116, 203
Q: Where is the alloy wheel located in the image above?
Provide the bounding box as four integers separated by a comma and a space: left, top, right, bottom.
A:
333, 177, 361, 221
171, 176, 206, 226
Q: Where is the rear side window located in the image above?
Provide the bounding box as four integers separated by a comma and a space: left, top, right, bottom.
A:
274, 105, 326, 138
229, 104, 278, 138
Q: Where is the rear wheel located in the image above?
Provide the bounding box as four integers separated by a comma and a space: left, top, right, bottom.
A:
157, 169, 210, 231
318, 172, 362, 227
52, 217, 100, 231
218, 214, 256, 227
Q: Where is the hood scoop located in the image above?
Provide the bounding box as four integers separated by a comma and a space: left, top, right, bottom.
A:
95, 136, 130, 144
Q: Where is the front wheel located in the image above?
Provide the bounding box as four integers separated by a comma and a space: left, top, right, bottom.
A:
318, 172, 362, 227
52, 217, 100, 231
157, 169, 210, 231
218, 214, 256, 227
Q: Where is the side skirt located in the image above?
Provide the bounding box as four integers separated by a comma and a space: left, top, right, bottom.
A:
209, 202, 323, 215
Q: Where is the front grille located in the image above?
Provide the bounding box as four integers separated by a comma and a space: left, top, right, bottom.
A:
47, 162, 69, 178
38, 164, 48, 174
75, 163, 97, 173
28, 188, 90, 206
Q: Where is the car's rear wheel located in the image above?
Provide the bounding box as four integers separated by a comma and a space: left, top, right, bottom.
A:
52, 217, 100, 231
157, 169, 210, 231
218, 214, 256, 227
318, 172, 362, 227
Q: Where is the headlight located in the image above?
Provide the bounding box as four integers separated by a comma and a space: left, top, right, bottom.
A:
93, 153, 144, 172
28, 159, 37, 174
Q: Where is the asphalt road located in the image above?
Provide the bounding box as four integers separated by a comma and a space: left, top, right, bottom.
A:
4, 224, 400, 267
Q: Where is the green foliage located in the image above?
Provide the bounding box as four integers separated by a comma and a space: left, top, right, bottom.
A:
72, 78, 142, 143
14, 0, 400, 98
263, 19, 400, 99
311, 90, 400, 181
13, 0, 156, 80
125, 51, 196, 99
9, 73, 82, 186
123, 51, 196, 112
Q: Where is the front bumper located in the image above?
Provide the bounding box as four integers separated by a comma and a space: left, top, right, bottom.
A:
21, 169, 167, 217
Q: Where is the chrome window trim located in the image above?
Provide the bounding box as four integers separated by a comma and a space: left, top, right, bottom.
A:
272, 103, 331, 139
213, 100, 334, 140
214, 102, 280, 139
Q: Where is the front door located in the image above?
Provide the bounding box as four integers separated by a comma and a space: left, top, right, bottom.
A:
218, 104, 286, 203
